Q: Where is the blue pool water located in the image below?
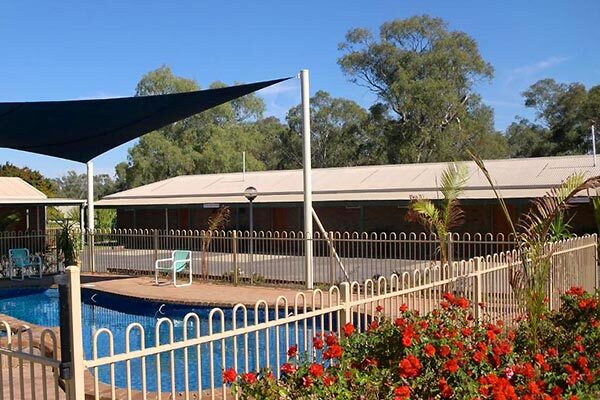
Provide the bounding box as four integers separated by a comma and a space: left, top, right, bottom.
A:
0, 288, 327, 392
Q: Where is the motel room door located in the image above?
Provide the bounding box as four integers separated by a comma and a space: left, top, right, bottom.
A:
272, 207, 289, 232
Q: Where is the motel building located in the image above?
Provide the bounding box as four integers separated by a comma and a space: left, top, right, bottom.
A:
96, 155, 600, 236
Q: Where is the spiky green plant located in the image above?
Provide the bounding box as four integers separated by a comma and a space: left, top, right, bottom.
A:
469, 150, 600, 351
56, 219, 80, 267
407, 163, 469, 264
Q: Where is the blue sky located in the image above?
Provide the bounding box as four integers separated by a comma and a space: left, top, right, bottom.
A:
0, 0, 598, 178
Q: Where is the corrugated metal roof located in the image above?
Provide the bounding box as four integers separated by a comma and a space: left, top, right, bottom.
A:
0, 177, 47, 200
97, 155, 600, 207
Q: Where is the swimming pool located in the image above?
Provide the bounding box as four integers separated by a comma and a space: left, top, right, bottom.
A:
0, 288, 325, 392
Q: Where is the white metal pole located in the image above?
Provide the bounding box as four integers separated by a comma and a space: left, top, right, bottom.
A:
593, 124, 597, 167
243, 151, 246, 181
86, 161, 95, 231
301, 69, 314, 289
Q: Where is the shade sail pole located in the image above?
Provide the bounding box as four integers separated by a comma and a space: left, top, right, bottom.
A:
301, 69, 313, 289
86, 161, 94, 231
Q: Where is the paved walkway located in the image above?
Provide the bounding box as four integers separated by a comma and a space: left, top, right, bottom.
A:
83, 273, 317, 308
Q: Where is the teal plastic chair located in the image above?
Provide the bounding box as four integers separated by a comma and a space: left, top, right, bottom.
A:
154, 250, 192, 287
8, 248, 42, 280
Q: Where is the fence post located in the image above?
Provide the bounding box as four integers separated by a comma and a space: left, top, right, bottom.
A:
66, 265, 85, 399
153, 229, 159, 265
446, 233, 454, 266
339, 281, 351, 328
474, 258, 483, 321
329, 232, 335, 286
232, 231, 238, 285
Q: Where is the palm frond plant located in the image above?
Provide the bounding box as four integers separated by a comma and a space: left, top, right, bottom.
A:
468, 150, 600, 351
407, 163, 469, 265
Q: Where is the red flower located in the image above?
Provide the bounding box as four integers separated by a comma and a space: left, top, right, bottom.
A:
313, 337, 323, 350
343, 323, 355, 337
424, 343, 436, 357
325, 333, 338, 346
222, 368, 237, 384
438, 377, 453, 398
376, 304, 383, 312
241, 372, 257, 384
302, 376, 312, 388
399, 303, 408, 312
308, 363, 324, 378
323, 344, 343, 359
444, 359, 459, 373
440, 345, 451, 357
323, 374, 336, 386
394, 385, 411, 400
398, 355, 421, 378
281, 363, 297, 375
287, 344, 298, 358
566, 286, 584, 296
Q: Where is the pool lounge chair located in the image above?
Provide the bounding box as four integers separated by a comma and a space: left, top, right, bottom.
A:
154, 250, 193, 287
8, 248, 42, 281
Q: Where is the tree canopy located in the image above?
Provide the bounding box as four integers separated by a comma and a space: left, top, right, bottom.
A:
508, 79, 600, 158
0, 163, 57, 196
338, 15, 506, 163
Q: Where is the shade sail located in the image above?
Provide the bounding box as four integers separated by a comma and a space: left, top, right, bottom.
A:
0, 77, 290, 163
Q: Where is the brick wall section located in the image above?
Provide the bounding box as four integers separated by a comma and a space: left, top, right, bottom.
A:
114, 202, 598, 235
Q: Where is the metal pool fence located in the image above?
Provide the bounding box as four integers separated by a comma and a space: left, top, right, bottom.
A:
0, 234, 595, 399
77, 229, 517, 286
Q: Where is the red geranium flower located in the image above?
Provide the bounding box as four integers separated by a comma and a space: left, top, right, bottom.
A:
281, 363, 296, 375
308, 363, 324, 378
287, 344, 298, 358
323, 374, 336, 386
424, 343, 436, 357
440, 345, 451, 357
343, 323, 355, 337
313, 336, 323, 350
241, 372, 257, 384
398, 354, 421, 378
222, 368, 237, 384
444, 359, 459, 373
324, 344, 343, 359
394, 385, 410, 400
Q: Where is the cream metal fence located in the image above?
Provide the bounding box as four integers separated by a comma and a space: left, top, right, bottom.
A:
78, 229, 517, 287
0, 322, 62, 399
0, 235, 595, 399
79, 235, 594, 400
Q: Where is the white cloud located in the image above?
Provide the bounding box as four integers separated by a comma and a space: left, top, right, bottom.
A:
506, 56, 568, 85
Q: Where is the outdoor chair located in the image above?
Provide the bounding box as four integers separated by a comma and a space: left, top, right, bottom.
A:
8, 248, 42, 281
154, 250, 193, 287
